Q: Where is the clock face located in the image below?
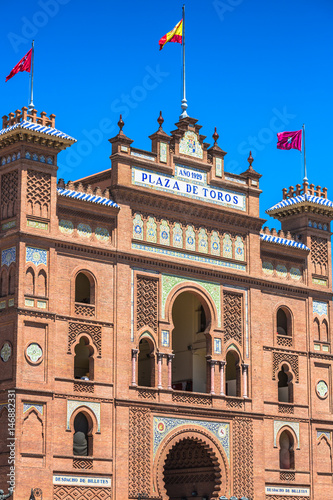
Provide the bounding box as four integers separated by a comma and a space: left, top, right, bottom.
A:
316, 380, 328, 399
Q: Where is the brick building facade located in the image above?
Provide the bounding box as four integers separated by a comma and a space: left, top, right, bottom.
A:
0, 107, 332, 500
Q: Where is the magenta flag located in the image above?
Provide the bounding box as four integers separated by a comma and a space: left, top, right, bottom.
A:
277, 130, 302, 151
6, 49, 32, 82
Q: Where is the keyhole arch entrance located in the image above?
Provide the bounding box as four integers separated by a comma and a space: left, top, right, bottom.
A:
154, 429, 229, 500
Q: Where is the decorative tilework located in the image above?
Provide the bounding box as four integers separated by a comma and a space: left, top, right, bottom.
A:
313, 301, 328, 316
160, 142, 167, 163
290, 267, 302, 280
47, 156, 53, 165
317, 430, 331, 441
215, 157, 222, 177
131, 151, 155, 161
276, 264, 287, 278
25, 298, 34, 307
214, 338, 222, 354
211, 231, 220, 256
222, 234, 232, 259
312, 277, 327, 286
95, 227, 110, 242
67, 400, 101, 432
173, 223, 183, 248
0, 342, 11, 362
235, 236, 244, 261
153, 417, 230, 461
133, 214, 143, 240
132, 166, 246, 211
185, 226, 196, 251
77, 223, 92, 239
262, 261, 274, 275
174, 165, 206, 185
159, 219, 170, 245
146, 217, 157, 243
8, 298, 14, 307
0, 300, 6, 309
161, 330, 170, 347
161, 273, 221, 327
179, 131, 203, 159
274, 420, 300, 448
26, 247, 47, 266
2, 220, 16, 231
26, 343, 43, 363
37, 300, 47, 309
121, 145, 128, 152
23, 403, 43, 415
27, 220, 48, 230
59, 219, 74, 235
198, 228, 208, 254
133, 243, 246, 277
316, 380, 328, 399
1, 247, 16, 267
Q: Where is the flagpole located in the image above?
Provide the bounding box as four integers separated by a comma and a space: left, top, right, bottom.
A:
28, 40, 35, 114
303, 123, 307, 181
180, 4, 188, 119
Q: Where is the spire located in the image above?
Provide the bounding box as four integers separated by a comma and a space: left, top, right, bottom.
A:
247, 150, 254, 169
118, 114, 124, 134
157, 111, 164, 131
213, 127, 219, 145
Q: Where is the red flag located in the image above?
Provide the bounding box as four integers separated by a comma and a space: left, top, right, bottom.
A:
277, 130, 302, 151
6, 49, 32, 82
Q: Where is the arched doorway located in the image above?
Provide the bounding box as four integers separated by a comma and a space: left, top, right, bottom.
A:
171, 291, 209, 393
163, 438, 220, 500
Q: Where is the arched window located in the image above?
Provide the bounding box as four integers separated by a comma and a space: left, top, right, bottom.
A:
278, 364, 293, 403
74, 337, 94, 380
26, 267, 35, 296
321, 320, 328, 343
279, 430, 295, 469
226, 350, 241, 397
73, 412, 93, 456
171, 292, 209, 393
138, 338, 155, 387
75, 273, 93, 304
314, 318, 320, 341
37, 270, 47, 297
8, 267, 15, 295
277, 307, 292, 336
0, 270, 7, 297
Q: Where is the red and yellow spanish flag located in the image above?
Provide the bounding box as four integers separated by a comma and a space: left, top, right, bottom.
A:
159, 19, 183, 50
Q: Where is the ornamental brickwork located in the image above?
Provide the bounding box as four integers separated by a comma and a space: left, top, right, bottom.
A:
0, 107, 332, 500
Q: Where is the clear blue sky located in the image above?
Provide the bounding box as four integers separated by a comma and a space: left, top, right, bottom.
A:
1, 0, 333, 228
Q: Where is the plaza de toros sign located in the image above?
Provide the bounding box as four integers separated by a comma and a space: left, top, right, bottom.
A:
132, 165, 246, 211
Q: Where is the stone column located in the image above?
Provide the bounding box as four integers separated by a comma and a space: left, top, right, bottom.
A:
242, 363, 249, 398
167, 354, 174, 390
209, 360, 216, 395
219, 361, 226, 396
131, 349, 139, 386
157, 353, 163, 389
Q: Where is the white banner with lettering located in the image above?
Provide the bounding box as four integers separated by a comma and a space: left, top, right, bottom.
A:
132, 166, 246, 211
265, 486, 310, 497
53, 475, 111, 488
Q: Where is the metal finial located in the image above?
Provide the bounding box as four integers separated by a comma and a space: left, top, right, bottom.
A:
157, 111, 164, 130
118, 114, 124, 132
247, 150, 254, 168
213, 127, 219, 145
